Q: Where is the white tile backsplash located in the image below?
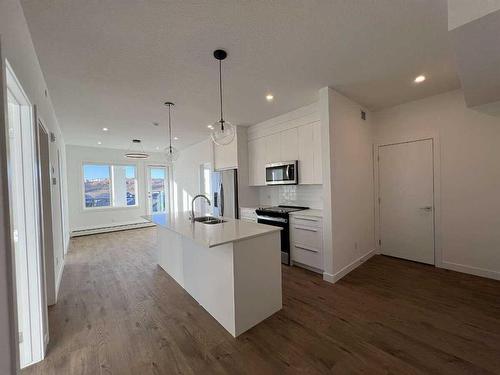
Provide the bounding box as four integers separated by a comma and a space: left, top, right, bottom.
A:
258, 185, 323, 209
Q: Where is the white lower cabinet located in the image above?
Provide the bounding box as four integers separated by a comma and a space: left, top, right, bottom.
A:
290, 215, 323, 272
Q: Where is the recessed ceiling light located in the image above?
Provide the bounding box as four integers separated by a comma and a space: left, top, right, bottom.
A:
266, 94, 274, 102
97, 141, 102, 145
102, 127, 108, 132
414, 75, 426, 83
174, 136, 179, 140
207, 124, 214, 129
155, 146, 160, 150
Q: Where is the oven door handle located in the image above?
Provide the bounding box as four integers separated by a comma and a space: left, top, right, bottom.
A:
257, 215, 288, 223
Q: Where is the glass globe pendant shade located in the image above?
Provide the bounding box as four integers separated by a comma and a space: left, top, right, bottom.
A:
164, 145, 180, 165
210, 119, 235, 146
163, 101, 179, 165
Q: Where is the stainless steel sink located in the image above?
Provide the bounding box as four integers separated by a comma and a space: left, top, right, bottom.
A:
193, 216, 226, 225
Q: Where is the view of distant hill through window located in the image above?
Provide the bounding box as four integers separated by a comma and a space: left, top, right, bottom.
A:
83, 164, 137, 208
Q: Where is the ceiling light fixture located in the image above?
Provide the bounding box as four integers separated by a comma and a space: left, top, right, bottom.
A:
102, 127, 109, 132
414, 75, 426, 83
174, 136, 179, 140
97, 141, 102, 145
125, 139, 150, 159
207, 124, 214, 129
266, 94, 274, 102
164, 102, 180, 165
209, 49, 235, 146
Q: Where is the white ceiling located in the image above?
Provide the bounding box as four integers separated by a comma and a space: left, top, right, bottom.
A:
21, 0, 460, 151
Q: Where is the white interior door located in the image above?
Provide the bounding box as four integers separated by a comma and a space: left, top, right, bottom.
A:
147, 166, 168, 215
378, 139, 435, 264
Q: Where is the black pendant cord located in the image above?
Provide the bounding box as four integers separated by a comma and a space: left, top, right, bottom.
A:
168, 104, 172, 153
219, 59, 224, 131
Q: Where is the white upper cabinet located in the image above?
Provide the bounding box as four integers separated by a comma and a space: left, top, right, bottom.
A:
247, 102, 322, 186
312, 121, 323, 184
248, 137, 266, 186
298, 124, 314, 184
265, 133, 281, 164
213, 131, 238, 170
280, 128, 299, 161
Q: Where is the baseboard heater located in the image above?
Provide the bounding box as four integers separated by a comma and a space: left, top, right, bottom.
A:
71, 221, 156, 238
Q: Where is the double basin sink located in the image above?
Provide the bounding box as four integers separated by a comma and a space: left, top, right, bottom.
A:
193, 216, 226, 225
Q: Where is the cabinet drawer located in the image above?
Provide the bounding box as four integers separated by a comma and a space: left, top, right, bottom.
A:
241, 216, 257, 223
291, 215, 322, 228
291, 242, 323, 270
291, 225, 322, 249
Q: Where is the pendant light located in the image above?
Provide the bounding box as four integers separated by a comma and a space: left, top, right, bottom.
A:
125, 139, 149, 159
164, 101, 179, 165
210, 49, 235, 146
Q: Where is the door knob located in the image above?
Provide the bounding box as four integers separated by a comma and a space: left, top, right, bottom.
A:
419, 206, 433, 211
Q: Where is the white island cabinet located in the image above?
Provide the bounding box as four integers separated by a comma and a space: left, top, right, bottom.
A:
143, 213, 282, 337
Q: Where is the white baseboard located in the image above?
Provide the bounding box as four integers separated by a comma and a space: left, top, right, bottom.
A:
323, 248, 376, 284
71, 221, 155, 237
291, 261, 323, 274
441, 261, 500, 281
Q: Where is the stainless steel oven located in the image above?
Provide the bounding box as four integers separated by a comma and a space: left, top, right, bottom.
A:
265, 161, 298, 185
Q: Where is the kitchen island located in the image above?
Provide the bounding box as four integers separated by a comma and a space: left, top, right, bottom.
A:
143, 213, 283, 337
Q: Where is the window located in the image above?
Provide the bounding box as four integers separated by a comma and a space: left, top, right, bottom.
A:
83, 164, 138, 208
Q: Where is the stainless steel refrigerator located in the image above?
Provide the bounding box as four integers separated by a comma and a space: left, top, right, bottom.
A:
211, 169, 239, 219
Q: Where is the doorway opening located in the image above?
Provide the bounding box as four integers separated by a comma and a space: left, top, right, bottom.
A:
6, 60, 46, 368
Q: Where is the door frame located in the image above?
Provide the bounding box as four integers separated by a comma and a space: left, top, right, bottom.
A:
373, 135, 442, 267
0, 37, 18, 375
34, 117, 52, 351
5, 58, 46, 367
145, 164, 170, 215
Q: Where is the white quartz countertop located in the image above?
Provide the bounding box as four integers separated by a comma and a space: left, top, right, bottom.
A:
289, 209, 323, 218
143, 212, 281, 248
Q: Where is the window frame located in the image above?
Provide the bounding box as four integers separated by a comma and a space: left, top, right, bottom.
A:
81, 161, 139, 211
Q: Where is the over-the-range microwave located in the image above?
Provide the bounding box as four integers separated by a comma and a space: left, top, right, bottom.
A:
265, 161, 298, 185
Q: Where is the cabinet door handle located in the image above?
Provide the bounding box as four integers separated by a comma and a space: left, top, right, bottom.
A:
294, 226, 318, 232
294, 244, 319, 253
294, 216, 319, 222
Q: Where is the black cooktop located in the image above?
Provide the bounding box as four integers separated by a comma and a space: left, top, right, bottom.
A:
256, 205, 309, 214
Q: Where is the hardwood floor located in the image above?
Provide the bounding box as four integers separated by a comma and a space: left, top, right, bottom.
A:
23, 228, 500, 375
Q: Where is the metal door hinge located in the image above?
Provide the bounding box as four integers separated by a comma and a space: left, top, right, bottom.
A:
378, 239, 381, 246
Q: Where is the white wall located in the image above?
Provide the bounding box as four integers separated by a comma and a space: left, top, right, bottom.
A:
1, 0, 70, 370
373, 89, 500, 280
66, 145, 167, 232
326, 90, 375, 282
172, 139, 213, 215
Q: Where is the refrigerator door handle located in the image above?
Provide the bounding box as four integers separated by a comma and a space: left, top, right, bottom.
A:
220, 182, 224, 217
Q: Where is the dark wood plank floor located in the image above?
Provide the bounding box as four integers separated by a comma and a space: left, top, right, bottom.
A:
22, 228, 500, 374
